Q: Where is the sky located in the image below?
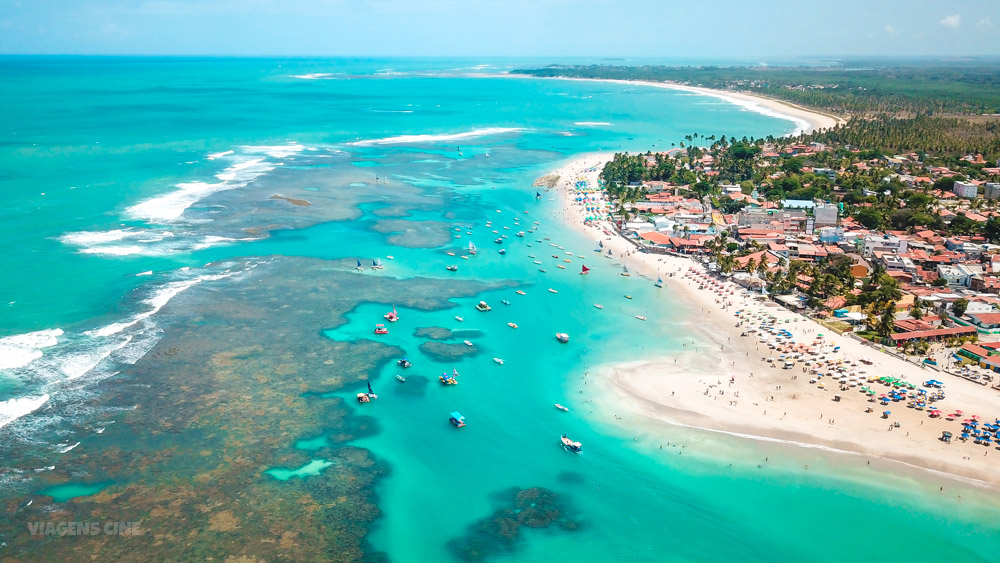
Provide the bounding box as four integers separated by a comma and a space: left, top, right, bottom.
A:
0, 0, 998, 58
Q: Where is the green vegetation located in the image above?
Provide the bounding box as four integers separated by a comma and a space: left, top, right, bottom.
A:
514, 59, 1000, 115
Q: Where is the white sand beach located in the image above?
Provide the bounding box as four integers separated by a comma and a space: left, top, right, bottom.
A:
542, 154, 1000, 487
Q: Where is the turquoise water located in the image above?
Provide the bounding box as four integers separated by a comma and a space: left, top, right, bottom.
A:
2, 57, 999, 560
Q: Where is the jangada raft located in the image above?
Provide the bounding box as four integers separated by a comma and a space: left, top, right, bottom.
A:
560, 434, 582, 453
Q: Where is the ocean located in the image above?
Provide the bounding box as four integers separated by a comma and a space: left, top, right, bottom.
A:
1, 57, 998, 561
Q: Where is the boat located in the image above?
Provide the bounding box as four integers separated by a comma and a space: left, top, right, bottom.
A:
560, 434, 582, 453
595, 241, 603, 252
555, 404, 569, 412
449, 411, 466, 427
501, 299, 511, 305
539, 268, 547, 273
620, 265, 630, 277
386, 255, 394, 260
516, 290, 526, 295
468, 241, 478, 255
494, 237, 503, 244
493, 357, 504, 365
580, 265, 591, 275
476, 301, 492, 312
499, 249, 507, 255
455, 316, 464, 322
556, 333, 570, 343
374, 324, 388, 334
356, 258, 364, 271
654, 277, 663, 288
516, 231, 525, 237
357, 381, 378, 403
440, 372, 458, 385
446, 265, 458, 271
395, 374, 406, 383
548, 288, 558, 293
446, 251, 455, 256
593, 304, 603, 309
624, 295, 632, 299
372, 257, 384, 270
536, 191, 542, 199
463, 340, 473, 347
533, 260, 542, 264
563, 259, 571, 263
397, 358, 412, 368
635, 315, 647, 321
507, 322, 518, 329
556, 265, 565, 269
384, 305, 399, 322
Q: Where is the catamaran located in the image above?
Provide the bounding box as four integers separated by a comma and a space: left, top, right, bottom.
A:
384, 305, 399, 322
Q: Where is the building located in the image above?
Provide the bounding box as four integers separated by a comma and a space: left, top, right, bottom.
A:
813, 167, 837, 181
814, 203, 838, 228
818, 226, 845, 244
953, 181, 978, 199
986, 183, 1000, 201
862, 234, 908, 257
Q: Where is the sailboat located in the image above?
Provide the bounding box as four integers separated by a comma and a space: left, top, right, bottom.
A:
620, 265, 630, 277
535, 191, 542, 199
468, 241, 478, 255
580, 265, 591, 275
594, 241, 603, 252
654, 277, 663, 288
372, 257, 384, 270
356, 258, 364, 271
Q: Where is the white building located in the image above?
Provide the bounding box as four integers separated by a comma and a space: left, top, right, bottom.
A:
814, 203, 838, 228
862, 234, 908, 257
953, 181, 978, 199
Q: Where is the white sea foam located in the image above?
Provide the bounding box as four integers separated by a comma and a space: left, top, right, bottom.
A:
57, 441, 80, 453
0, 395, 50, 429
241, 144, 305, 159
207, 150, 234, 160
349, 127, 524, 147
291, 73, 337, 80
574, 122, 612, 126
0, 330, 63, 370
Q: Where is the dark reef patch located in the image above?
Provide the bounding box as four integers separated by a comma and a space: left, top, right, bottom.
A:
447, 486, 583, 562
419, 341, 480, 362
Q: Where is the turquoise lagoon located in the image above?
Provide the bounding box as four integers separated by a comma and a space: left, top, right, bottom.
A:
0, 57, 998, 561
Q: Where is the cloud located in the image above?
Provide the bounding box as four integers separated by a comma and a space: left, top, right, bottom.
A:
884, 24, 898, 38
976, 16, 993, 29
940, 14, 961, 28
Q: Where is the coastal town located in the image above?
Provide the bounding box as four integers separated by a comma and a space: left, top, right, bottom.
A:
550, 122, 1000, 484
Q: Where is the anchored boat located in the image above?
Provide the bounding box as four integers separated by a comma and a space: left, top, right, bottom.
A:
560, 434, 582, 453
449, 412, 466, 427
556, 333, 570, 343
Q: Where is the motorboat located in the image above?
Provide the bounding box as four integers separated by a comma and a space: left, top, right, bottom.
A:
556, 333, 570, 343
476, 301, 492, 312
548, 288, 558, 294
501, 299, 511, 305
449, 412, 466, 428
463, 340, 473, 347
507, 322, 518, 329
499, 249, 507, 255
555, 404, 569, 412
494, 238, 503, 244
516, 290, 526, 295
397, 358, 412, 368
624, 295, 632, 300
374, 324, 388, 334
446, 265, 458, 271
493, 358, 504, 365
593, 304, 603, 309
635, 315, 647, 321
560, 434, 582, 453
395, 374, 406, 383
455, 316, 464, 322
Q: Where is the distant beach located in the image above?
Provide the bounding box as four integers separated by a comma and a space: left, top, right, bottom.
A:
544, 153, 1000, 488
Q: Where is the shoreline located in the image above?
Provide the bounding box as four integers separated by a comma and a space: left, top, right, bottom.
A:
516, 74, 846, 135
541, 153, 1000, 489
